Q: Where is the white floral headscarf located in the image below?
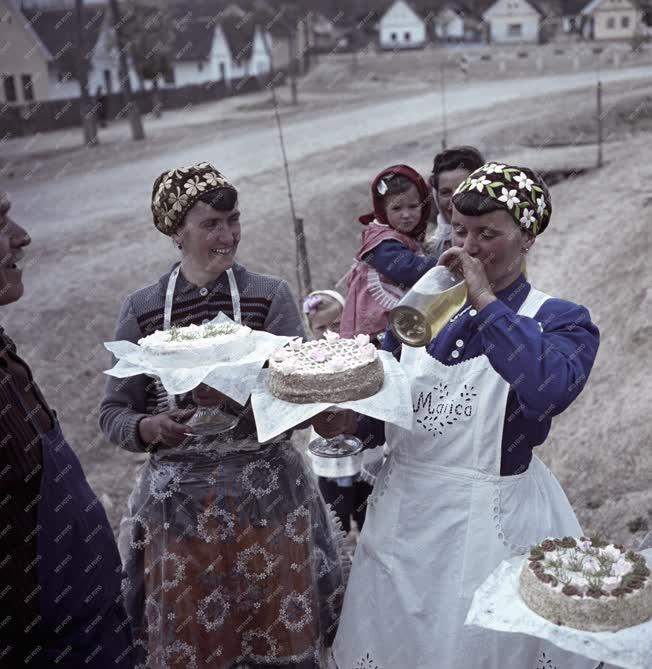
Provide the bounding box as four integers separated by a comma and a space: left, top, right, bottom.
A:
151, 162, 234, 235
452, 163, 551, 236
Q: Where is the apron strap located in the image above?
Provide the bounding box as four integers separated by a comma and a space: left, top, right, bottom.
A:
226, 268, 241, 325
163, 265, 242, 408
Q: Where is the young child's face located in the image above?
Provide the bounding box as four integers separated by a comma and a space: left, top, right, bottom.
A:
384, 183, 422, 234
309, 300, 343, 340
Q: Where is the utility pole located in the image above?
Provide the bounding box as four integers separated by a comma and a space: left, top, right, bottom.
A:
74, 0, 98, 146
596, 56, 603, 168
440, 59, 448, 150
108, 0, 145, 141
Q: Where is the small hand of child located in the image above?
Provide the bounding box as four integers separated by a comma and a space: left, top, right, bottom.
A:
437, 248, 497, 311
312, 410, 357, 439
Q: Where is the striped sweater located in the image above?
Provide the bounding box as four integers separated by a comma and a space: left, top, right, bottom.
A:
99, 263, 305, 452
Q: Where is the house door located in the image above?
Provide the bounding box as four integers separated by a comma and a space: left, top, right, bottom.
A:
219, 62, 226, 81
104, 69, 112, 94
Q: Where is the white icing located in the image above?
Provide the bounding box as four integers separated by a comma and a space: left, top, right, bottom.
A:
355, 334, 370, 347
281, 359, 297, 375
272, 348, 289, 363
324, 330, 340, 343
359, 344, 377, 363
139, 322, 251, 352
328, 357, 346, 372
290, 338, 303, 351
270, 334, 378, 377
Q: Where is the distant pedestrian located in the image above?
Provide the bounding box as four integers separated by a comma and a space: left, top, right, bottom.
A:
95, 85, 108, 128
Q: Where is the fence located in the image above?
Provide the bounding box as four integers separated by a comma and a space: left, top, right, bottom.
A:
0, 72, 283, 138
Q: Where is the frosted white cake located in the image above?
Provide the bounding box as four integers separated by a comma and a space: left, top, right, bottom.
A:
138, 322, 253, 367
519, 536, 652, 632
268, 332, 383, 404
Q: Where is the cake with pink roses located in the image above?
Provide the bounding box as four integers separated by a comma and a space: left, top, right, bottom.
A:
268, 332, 383, 404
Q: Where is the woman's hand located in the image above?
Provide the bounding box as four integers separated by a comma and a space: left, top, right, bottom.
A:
138, 408, 195, 449
437, 248, 497, 311
311, 410, 357, 439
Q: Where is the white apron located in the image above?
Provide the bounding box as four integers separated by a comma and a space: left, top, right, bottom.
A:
333, 289, 596, 669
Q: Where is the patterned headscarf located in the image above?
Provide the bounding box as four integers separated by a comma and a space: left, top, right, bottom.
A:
151, 162, 234, 235
452, 163, 551, 236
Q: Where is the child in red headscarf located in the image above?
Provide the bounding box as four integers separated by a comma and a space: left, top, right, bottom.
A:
340, 164, 437, 341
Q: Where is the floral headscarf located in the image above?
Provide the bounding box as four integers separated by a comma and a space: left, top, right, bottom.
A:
151, 162, 234, 235
452, 163, 551, 236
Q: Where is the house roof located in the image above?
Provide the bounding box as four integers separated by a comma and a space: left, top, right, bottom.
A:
581, 0, 637, 13
21, 6, 105, 74
220, 14, 258, 64
559, 0, 589, 15
171, 15, 216, 62
482, 0, 544, 18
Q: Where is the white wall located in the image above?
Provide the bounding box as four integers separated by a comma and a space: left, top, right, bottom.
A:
435, 9, 464, 40
379, 0, 427, 49
485, 0, 540, 43
590, 0, 640, 39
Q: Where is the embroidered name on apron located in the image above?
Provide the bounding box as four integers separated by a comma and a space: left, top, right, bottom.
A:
414, 382, 478, 436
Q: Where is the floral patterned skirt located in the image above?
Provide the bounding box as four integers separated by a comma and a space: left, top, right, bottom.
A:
119, 442, 349, 668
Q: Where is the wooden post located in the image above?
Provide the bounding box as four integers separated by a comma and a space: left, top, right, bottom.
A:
596, 79, 603, 168
74, 0, 98, 146
440, 60, 447, 149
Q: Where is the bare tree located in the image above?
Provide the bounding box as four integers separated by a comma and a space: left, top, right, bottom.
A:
74, 0, 98, 146
107, 0, 145, 141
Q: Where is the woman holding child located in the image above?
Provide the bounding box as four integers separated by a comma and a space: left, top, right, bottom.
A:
100, 162, 348, 669
316, 162, 600, 668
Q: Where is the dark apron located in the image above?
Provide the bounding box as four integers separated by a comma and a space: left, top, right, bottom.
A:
33, 420, 134, 668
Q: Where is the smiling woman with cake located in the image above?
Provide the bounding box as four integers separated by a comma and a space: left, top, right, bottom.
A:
314, 163, 602, 669
100, 162, 348, 669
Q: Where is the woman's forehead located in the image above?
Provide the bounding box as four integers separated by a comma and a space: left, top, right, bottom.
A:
451, 207, 513, 230
187, 199, 238, 221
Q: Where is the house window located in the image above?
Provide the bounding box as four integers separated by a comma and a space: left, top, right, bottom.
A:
621, 15, 630, 28
198, 62, 204, 72
3, 75, 16, 102
21, 74, 34, 102
507, 23, 522, 37
404, 31, 411, 41
391, 32, 397, 41
606, 17, 616, 28
163, 68, 175, 85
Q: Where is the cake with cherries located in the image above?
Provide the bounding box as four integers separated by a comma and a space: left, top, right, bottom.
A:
519, 536, 652, 632
138, 322, 253, 366
268, 332, 383, 404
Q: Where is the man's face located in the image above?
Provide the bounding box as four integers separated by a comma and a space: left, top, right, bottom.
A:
435, 168, 471, 225
0, 193, 30, 305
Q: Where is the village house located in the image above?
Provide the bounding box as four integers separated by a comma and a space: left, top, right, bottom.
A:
433, 2, 485, 42
166, 8, 275, 89
0, 0, 136, 104
378, 0, 427, 49
482, 0, 542, 42
580, 0, 641, 39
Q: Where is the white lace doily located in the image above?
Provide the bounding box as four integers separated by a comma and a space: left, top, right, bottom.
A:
104, 315, 294, 404
465, 551, 652, 669
251, 351, 412, 443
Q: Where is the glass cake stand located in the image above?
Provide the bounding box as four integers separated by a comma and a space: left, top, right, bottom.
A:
183, 405, 238, 437
308, 409, 365, 458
